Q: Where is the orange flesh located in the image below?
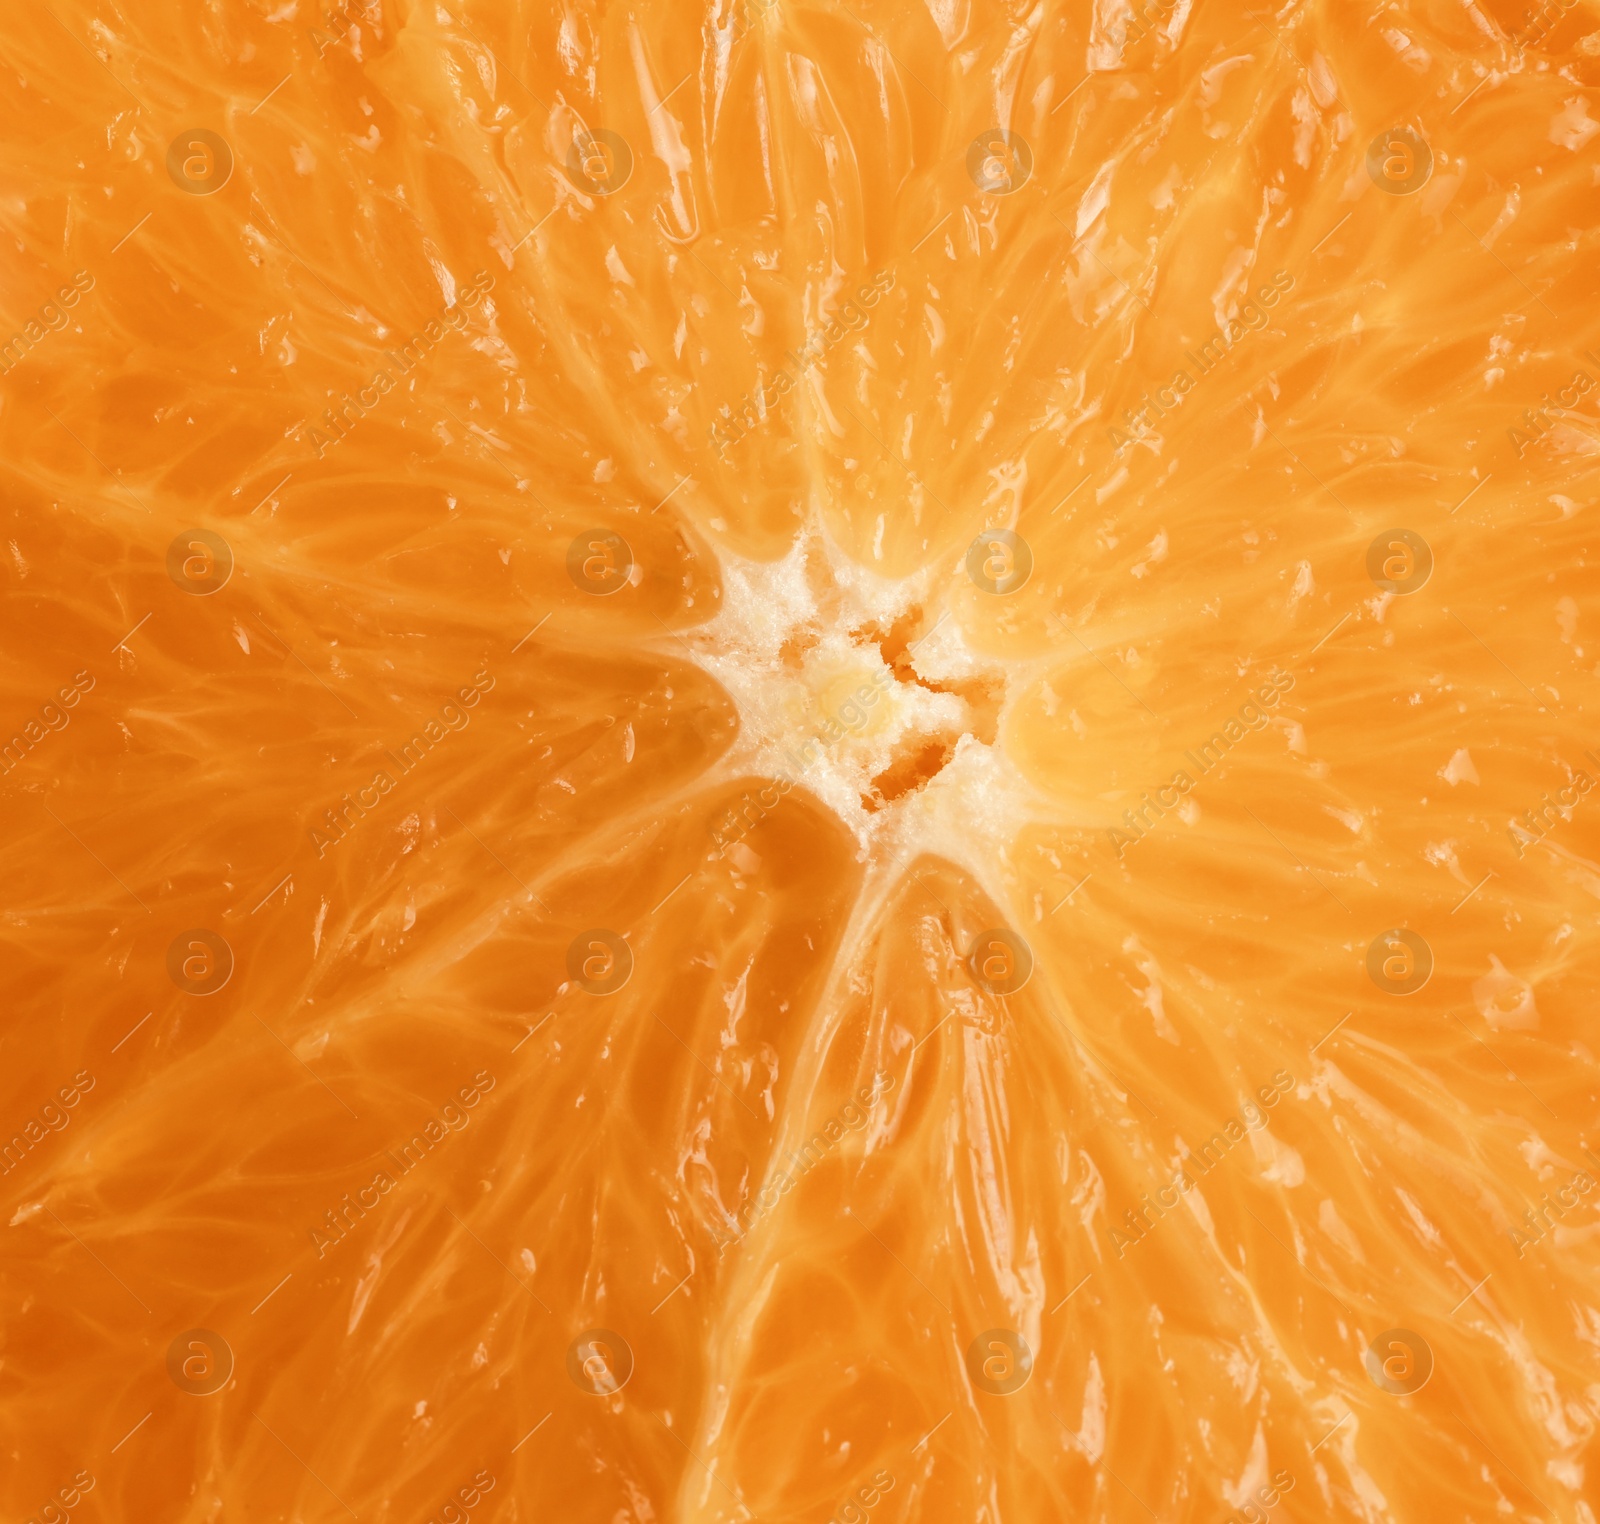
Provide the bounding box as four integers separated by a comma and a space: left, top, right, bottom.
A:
4, 2, 1600, 1521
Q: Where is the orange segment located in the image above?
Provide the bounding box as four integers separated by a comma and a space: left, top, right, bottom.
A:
3, 2, 1600, 1522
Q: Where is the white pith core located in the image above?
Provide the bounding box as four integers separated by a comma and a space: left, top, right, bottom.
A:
683, 526, 1046, 896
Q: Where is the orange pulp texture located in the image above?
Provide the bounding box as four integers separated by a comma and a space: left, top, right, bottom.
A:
3, 1, 1600, 1522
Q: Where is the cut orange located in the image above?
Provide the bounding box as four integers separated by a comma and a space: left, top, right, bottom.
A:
3, 2, 1600, 1521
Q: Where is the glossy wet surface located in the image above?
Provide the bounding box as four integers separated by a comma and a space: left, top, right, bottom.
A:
3, 3, 1600, 1521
